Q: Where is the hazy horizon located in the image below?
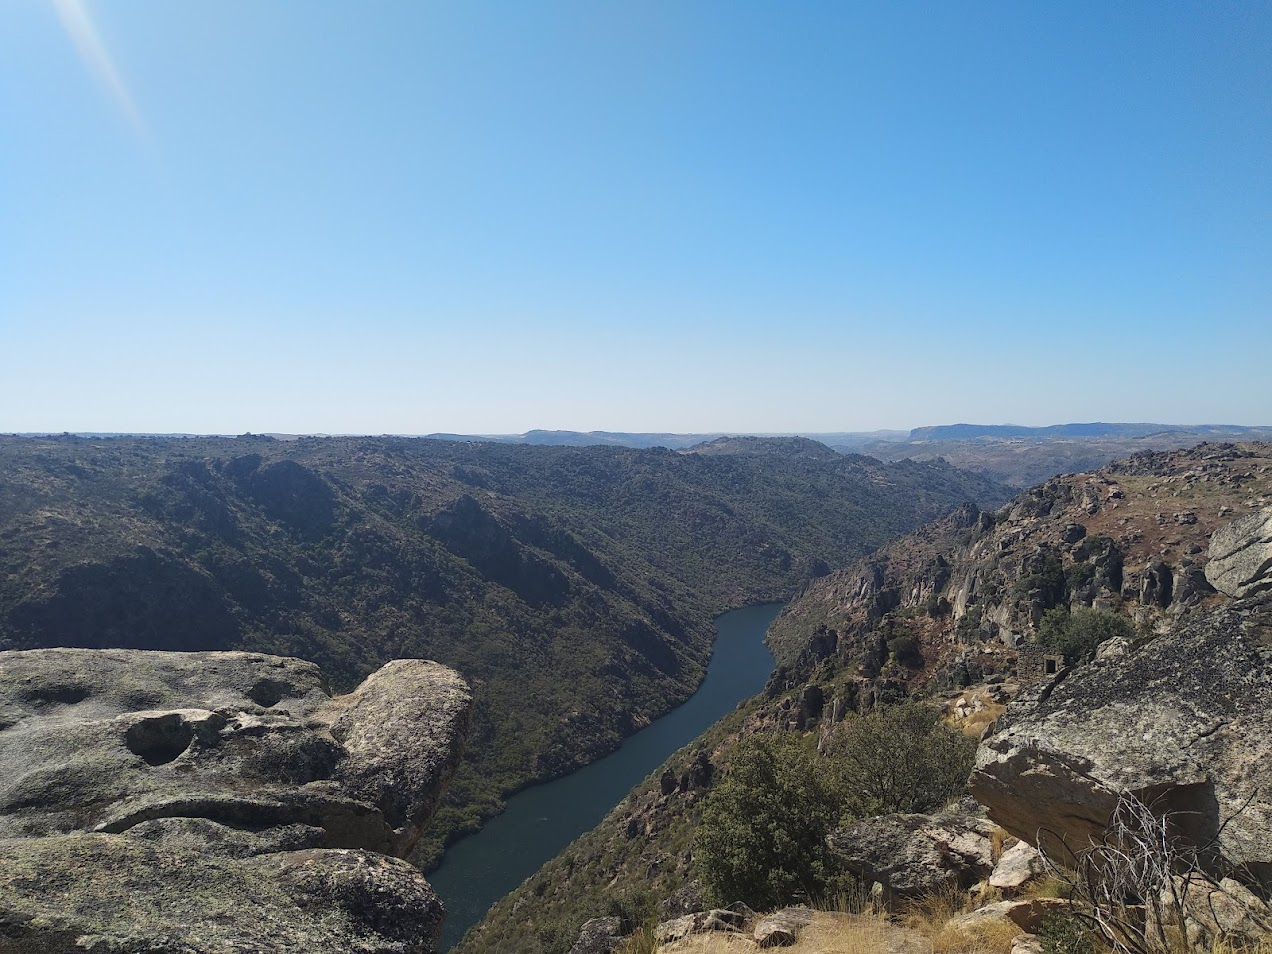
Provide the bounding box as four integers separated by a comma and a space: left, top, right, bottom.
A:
6, 420, 1272, 442
3, 3, 1269, 433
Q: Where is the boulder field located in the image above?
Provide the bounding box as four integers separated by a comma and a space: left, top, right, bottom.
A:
0, 648, 471, 953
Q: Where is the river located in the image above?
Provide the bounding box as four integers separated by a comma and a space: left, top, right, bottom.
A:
430, 601, 783, 950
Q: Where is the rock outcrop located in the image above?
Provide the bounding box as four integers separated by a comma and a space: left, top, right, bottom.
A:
988, 840, 1045, 891
827, 803, 995, 902
1206, 509, 1272, 598
569, 916, 626, 954
753, 907, 814, 947
654, 904, 755, 944
316, 658, 473, 856
771, 446, 1272, 710
952, 898, 1073, 933
0, 648, 472, 953
1153, 875, 1272, 950
971, 594, 1272, 891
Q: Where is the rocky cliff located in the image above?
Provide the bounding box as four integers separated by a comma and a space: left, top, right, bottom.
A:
461, 443, 1272, 954
0, 648, 471, 953
769, 443, 1272, 701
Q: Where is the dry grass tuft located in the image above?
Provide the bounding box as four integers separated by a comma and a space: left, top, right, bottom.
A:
899, 884, 1021, 954
1210, 937, 1272, 954
1022, 874, 1071, 900
619, 927, 660, 954
964, 919, 1023, 954
960, 702, 1006, 738
798, 913, 910, 954
816, 878, 879, 915
990, 828, 1009, 863
664, 931, 753, 953
666, 911, 908, 954
903, 883, 977, 936
931, 924, 973, 954
929, 920, 1023, 954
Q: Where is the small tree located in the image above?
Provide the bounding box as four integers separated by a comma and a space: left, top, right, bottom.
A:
1037, 607, 1132, 665
826, 702, 977, 818
694, 734, 836, 910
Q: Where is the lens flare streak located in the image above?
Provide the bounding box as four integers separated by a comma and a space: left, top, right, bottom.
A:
50, 0, 146, 136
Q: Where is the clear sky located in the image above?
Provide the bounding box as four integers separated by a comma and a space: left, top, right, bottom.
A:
2, 2, 1269, 434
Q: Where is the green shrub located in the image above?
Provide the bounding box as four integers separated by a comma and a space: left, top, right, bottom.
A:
1065, 560, 1096, 593
1036, 607, 1132, 665
694, 705, 979, 913
887, 633, 922, 666
693, 734, 836, 910
826, 702, 977, 818
1037, 914, 1096, 954
607, 889, 657, 933
955, 604, 984, 639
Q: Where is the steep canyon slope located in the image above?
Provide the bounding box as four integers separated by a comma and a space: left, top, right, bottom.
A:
463, 442, 1272, 954
0, 434, 1008, 861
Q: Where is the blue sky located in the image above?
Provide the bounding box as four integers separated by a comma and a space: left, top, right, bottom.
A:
2, 1, 1269, 434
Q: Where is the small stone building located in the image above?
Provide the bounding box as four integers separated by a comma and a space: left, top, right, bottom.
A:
1016, 645, 1067, 684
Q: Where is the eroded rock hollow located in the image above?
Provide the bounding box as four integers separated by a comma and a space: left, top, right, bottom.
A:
0, 648, 472, 954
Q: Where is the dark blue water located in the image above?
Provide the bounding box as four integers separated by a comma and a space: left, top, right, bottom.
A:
431, 602, 782, 950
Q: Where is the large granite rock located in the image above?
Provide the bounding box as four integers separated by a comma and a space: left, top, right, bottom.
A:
753, 907, 814, 947
1152, 875, 1272, 949
0, 648, 472, 953
569, 916, 627, 954
1206, 510, 1272, 598
988, 840, 1045, 890
0, 836, 445, 954
827, 803, 995, 901
654, 904, 754, 944
971, 594, 1272, 891
316, 658, 473, 857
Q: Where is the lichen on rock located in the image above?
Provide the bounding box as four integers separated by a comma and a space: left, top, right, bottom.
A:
0, 648, 471, 953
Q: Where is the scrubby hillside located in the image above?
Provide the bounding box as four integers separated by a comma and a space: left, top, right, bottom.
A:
769, 441, 1272, 692
463, 442, 1272, 954
0, 434, 1007, 862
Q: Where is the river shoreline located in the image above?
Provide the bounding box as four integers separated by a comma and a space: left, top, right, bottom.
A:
430, 602, 783, 951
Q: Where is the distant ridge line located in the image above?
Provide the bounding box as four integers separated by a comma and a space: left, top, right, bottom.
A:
906, 422, 1271, 442
7, 423, 1271, 450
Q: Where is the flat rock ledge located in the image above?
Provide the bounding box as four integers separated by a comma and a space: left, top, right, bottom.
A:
0, 648, 472, 954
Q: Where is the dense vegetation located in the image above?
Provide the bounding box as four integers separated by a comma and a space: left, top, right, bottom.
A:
693, 704, 974, 910
694, 733, 838, 910
0, 434, 1008, 862
1035, 607, 1134, 665
461, 698, 978, 953
823, 703, 978, 819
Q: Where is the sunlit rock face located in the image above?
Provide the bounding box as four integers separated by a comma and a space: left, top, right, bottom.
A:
971, 593, 1272, 893
0, 647, 471, 954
